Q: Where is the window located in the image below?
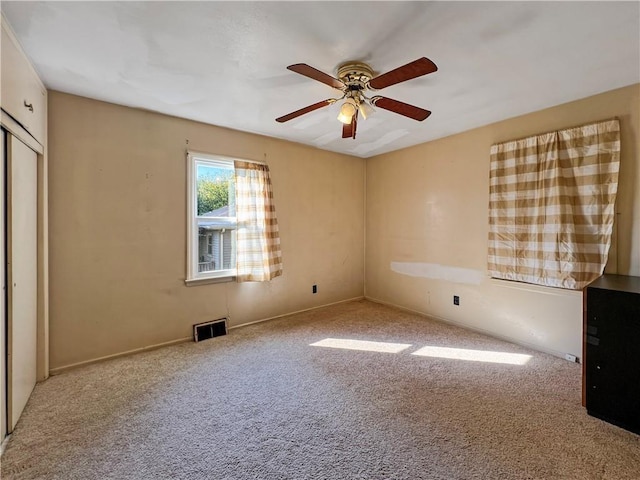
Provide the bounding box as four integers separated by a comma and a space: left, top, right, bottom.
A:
187, 151, 283, 284
187, 152, 237, 281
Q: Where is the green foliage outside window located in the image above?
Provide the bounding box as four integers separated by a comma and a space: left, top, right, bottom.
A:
197, 178, 230, 215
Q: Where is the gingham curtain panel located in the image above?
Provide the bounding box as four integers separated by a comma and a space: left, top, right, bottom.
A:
234, 161, 283, 282
488, 118, 620, 290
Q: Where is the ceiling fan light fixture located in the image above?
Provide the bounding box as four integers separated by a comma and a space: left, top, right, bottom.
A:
277, 57, 437, 138
358, 101, 375, 120
337, 101, 356, 124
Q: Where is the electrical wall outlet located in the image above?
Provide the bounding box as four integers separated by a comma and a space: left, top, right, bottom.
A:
565, 353, 577, 363
312, 284, 317, 294
453, 295, 460, 306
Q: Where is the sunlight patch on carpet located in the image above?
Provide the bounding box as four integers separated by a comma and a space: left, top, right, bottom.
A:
310, 338, 412, 353
411, 346, 532, 365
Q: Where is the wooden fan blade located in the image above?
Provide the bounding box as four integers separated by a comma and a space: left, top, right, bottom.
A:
276, 99, 333, 123
341, 110, 358, 139
371, 96, 431, 121
352, 109, 358, 139
368, 57, 438, 90
287, 64, 345, 89
342, 121, 352, 138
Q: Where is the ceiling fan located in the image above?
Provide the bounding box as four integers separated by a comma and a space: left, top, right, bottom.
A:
275, 57, 437, 139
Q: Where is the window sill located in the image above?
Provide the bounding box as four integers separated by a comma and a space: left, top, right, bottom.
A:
489, 278, 583, 297
185, 275, 236, 287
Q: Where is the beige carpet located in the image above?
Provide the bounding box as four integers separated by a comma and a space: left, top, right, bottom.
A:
2, 300, 639, 479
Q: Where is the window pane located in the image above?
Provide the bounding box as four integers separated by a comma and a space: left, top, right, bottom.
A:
197, 225, 237, 273
196, 163, 235, 217
190, 156, 238, 280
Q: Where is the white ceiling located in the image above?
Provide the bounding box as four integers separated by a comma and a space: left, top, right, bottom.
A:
2, 1, 639, 158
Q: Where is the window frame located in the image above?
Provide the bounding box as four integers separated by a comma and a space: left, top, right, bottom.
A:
186, 151, 237, 283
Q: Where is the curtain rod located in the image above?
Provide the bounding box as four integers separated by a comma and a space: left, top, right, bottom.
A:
235, 158, 267, 165
186, 149, 267, 165
491, 116, 619, 147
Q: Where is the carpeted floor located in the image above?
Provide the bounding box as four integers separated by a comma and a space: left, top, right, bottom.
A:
2, 299, 639, 479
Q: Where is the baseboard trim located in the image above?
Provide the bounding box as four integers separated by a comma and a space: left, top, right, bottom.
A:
365, 296, 573, 362
1, 433, 11, 457
49, 296, 366, 376
228, 296, 365, 331
49, 336, 192, 376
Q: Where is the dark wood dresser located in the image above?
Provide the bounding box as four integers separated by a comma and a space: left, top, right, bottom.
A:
584, 274, 640, 435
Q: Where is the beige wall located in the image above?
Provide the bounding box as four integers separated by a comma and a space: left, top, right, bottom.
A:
49, 84, 639, 371
365, 84, 640, 359
48, 91, 365, 370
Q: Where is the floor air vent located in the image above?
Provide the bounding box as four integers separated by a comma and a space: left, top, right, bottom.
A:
193, 318, 228, 342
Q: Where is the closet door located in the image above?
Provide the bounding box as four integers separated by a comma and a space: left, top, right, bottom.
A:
1, 129, 5, 439
7, 134, 37, 431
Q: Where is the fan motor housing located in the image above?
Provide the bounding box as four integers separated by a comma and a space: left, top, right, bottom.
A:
337, 62, 374, 89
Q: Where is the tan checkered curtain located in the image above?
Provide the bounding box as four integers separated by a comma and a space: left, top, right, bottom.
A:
234, 161, 283, 282
488, 119, 620, 290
